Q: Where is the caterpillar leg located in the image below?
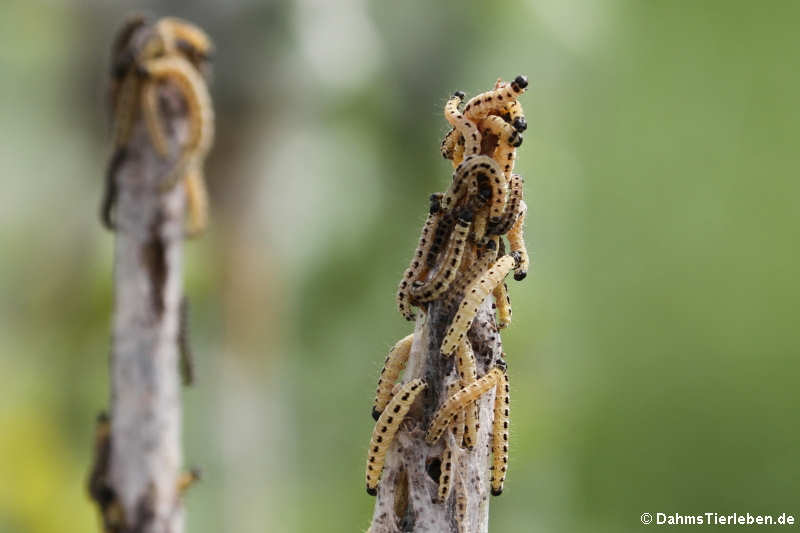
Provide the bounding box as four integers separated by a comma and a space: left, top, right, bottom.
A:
440, 254, 519, 356
184, 165, 209, 237
463, 75, 528, 123
456, 341, 480, 449
366, 379, 427, 495
425, 367, 503, 444
492, 282, 512, 329
372, 333, 414, 419
444, 91, 481, 157
491, 370, 510, 496
507, 200, 529, 281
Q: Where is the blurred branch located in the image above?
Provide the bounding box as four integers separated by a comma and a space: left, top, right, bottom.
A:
89, 16, 212, 533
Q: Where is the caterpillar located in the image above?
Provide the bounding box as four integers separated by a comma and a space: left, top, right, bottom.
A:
440, 128, 459, 160
425, 367, 503, 444
141, 79, 170, 156
479, 115, 521, 185
507, 200, 529, 281
463, 75, 528, 122
140, 54, 214, 191
447, 380, 466, 448
366, 379, 427, 495
444, 237, 498, 313
440, 254, 519, 356
436, 441, 455, 503
156, 17, 214, 65
372, 333, 414, 420
184, 167, 209, 237
487, 173, 523, 236
492, 282, 512, 329
455, 480, 468, 533
444, 91, 482, 157
491, 370, 510, 496
505, 97, 527, 133
410, 208, 471, 303
442, 155, 504, 219
456, 340, 481, 450
177, 468, 202, 495
425, 210, 455, 268
396, 194, 442, 320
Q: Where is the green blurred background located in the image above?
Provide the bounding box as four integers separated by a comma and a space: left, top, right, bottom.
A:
1, 1, 799, 532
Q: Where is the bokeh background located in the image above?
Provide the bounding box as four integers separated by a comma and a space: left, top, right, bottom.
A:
1, 1, 799, 532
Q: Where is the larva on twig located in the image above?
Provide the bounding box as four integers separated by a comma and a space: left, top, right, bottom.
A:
455, 480, 468, 533
156, 17, 214, 63
366, 379, 427, 495
440, 128, 459, 160
447, 381, 466, 448
410, 208, 472, 303
440, 254, 520, 356
445, 91, 482, 157
463, 75, 528, 123
140, 55, 214, 190
444, 237, 498, 312
487, 173, 523, 236
372, 333, 414, 420
505, 97, 527, 133
491, 370, 510, 496
425, 367, 503, 444
396, 194, 442, 320
184, 167, 209, 237
480, 115, 521, 183
456, 341, 480, 450
436, 441, 455, 503
507, 200, 529, 281
492, 282, 512, 329
141, 79, 170, 156
442, 155, 504, 219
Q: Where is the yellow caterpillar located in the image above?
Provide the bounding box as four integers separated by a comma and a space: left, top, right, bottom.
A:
440, 254, 519, 356
372, 333, 414, 419
396, 194, 442, 320
456, 341, 480, 449
444, 237, 498, 312
491, 370, 510, 496
505, 97, 527, 133
425, 367, 504, 444
492, 282, 512, 329
445, 91, 482, 157
442, 155, 504, 220
436, 442, 455, 503
463, 75, 528, 122
507, 200, 529, 281
447, 380, 466, 448
366, 379, 427, 495
410, 209, 471, 303
488, 173, 523, 236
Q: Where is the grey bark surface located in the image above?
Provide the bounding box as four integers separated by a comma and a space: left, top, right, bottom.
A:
107, 84, 190, 533
370, 297, 503, 533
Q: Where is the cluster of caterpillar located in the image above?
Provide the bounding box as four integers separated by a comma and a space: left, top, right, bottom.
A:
366, 77, 532, 510
101, 15, 215, 238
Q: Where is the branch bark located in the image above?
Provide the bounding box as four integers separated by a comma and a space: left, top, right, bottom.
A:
90, 20, 197, 533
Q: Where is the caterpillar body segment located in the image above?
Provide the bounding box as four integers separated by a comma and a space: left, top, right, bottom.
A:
507, 200, 529, 281
444, 92, 482, 157
463, 75, 529, 123
184, 167, 209, 237
156, 17, 214, 61
488, 173, 523, 236
410, 209, 472, 303
426, 210, 455, 268
141, 55, 214, 190
440, 128, 459, 160
366, 379, 427, 495
396, 196, 442, 320
479, 115, 522, 150
372, 333, 415, 419
456, 341, 480, 449
493, 282, 512, 329
425, 367, 504, 444
447, 381, 466, 447
455, 482, 468, 532
141, 79, 170, 157
441, 254, 518, 356
436, 442, 455, 503
505, 98, 527, 133
491, 371, 510, 496
112, 73, 140, 148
